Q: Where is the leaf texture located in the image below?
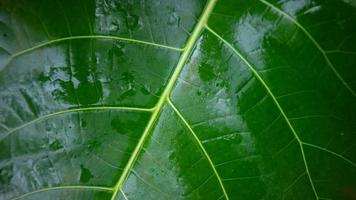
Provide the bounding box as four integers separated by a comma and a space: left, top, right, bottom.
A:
0, 0, 355, 200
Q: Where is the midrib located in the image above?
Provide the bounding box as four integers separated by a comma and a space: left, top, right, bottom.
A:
110, 0, 218, 199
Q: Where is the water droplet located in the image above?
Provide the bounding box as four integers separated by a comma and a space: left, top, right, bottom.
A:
224, 133, 241, 143
0, 165, 12, 183
118, 89, 136, 101
167, 12, 180, 27
80, 164, 94, 183
77, 80, 103, 105
111, 117, 130, 135
126, 14, 140, 30
199, 62, 216, 81
87, 140, 100, 151
81, 119, 87, 128
49, 140, 63, 151
37, 72, 50, 83
95, 56, 101, 65
121, 71, 135, 84
68, 122, 74, 129
196, 90, 202, 96
141, 85, 151, 95
113, 42, 126, 57
45, 123, 52, 132
109, 22, 120, 32
168, 151, 176, 160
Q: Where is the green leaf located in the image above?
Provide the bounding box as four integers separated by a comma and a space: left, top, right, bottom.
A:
0, 0, 355, 199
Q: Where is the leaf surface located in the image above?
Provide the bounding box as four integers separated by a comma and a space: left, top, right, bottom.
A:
0, 0, 356, 200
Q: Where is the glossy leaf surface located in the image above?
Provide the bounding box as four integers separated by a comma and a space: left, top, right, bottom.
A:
0, 0, 356, 199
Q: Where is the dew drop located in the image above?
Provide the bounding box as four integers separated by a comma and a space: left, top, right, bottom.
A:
141, 85, 151, 95
167, 12, 180, 27
80, 164, 94, 183
127, 14, 140, 30
109, 22, 120, 32
87, 140, 100, 151
168, 150, 176, 160
225, 133, 242, 143
0, 165, 12, 183
68, 122, 74, 129
49, 140, 63, 151
81, 119, 87, 128
196, 90, 202, 96
199, 62, 216, 81
45, 123, 52, 132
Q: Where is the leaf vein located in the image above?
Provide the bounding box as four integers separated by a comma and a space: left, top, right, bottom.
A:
205, 25, 319, 200
302, 142, 356, 168
0, 106, 153, 142
168, 99, 229, 200
259, 0, 356, 97
2, 35, 184, 71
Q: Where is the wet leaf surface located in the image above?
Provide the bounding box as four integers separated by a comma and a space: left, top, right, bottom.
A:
0, 0, 355, 199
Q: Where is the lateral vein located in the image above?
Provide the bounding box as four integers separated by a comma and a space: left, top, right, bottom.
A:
0, 106, 153, 142
168, 99, 229, 200
302, 142, 356, 168
2, 35, 184, 70
259, 0, 356, 97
